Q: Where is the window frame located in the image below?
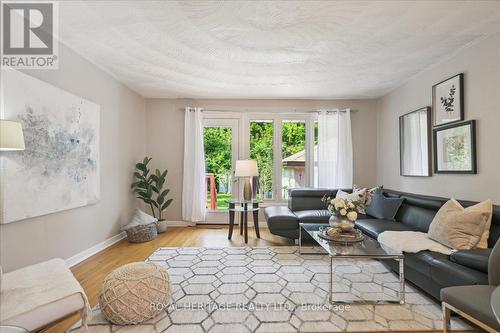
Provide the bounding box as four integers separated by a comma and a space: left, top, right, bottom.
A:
202, 117, 240, 222
203, 111, 317, 205
246, 113, 316, 203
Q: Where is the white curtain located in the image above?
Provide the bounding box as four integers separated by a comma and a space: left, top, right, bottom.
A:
182, 107, 206, 222
317, 109, 353, 188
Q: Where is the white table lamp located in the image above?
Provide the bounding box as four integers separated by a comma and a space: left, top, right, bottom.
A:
235, 159, 259, 201
0, 120, 25, 151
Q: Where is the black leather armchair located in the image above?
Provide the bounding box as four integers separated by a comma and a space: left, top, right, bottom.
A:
441, 239, 500, 332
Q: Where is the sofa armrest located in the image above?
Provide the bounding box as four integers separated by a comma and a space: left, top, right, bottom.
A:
264, 206, 299, 231
450, 248, 491, 273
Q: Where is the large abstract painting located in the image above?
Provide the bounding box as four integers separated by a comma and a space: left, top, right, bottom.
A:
0, 69, 100, 223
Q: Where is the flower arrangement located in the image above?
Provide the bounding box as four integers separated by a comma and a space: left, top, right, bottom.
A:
321, 195, 366, 222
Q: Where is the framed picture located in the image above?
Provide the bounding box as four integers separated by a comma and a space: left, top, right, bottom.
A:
433, 120, 476, 174
399, 107, 432, 177
1, 69, 100, 223
432, 73, 464, 127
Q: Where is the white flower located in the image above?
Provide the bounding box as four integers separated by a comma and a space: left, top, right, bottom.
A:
330, 199, 335, 205
347, 202, 355, 209
340, 208, 347, 216
347, 211, 357, 221
333, 198, 345, 209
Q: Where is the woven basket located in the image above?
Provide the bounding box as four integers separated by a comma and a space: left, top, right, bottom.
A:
126, 223, 157, 243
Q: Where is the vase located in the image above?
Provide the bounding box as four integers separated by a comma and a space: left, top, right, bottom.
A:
156, 219, 167, 233
329, 215, 355, 232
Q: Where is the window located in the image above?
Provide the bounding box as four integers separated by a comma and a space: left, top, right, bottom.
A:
203, 119, 238, 211
250, 120, 274, 200
281, 120, 307, 199
204, 113, 315, 206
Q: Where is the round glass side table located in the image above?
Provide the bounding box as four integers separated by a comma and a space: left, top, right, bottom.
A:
228, 200, 262, 243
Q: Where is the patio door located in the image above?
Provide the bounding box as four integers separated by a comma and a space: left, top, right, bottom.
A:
202, 118, 239, 224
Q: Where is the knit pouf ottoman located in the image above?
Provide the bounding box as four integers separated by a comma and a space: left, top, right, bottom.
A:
99, 262, 171, 325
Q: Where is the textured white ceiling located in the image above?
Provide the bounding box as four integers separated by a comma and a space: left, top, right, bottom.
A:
58, 1, 500, 99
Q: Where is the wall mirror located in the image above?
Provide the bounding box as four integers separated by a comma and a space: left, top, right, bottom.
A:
399, 107, 432, 177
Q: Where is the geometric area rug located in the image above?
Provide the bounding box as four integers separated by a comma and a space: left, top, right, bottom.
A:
69, 246, 471, 332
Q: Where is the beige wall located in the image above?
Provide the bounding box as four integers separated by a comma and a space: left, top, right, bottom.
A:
0, 43, 146, 272
146, 98, 379, 221
377, 33, 500, 203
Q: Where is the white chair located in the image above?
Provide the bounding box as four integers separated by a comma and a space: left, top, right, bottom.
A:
0, 258, 89, 332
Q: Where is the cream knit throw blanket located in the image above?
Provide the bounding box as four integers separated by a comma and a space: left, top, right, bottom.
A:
378, 231, 454, 255
0, 258, 91, 327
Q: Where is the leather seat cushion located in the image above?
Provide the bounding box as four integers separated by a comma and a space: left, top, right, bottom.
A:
441, 285, 500, 331
355, 218, 415, 239
404, 251, 488, 287
403, 251, 447, 278
295, 210, 332, 224
450, 248, 491, 274
430, 255, 488, 286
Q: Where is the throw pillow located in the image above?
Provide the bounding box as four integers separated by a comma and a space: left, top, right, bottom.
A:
121, 209, 157, 231
428, 199, 490, 250
336, 188, 366, 202
366, 190, 403, 220
448, 199, 492, 249
353, 184, 383, 206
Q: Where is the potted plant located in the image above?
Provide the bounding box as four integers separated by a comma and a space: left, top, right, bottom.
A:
131, 157, 173, 233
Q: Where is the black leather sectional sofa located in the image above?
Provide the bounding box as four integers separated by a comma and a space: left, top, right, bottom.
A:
264, 188, 500, 300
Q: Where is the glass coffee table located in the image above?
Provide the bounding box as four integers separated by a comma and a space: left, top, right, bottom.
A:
299, 223, 405, 305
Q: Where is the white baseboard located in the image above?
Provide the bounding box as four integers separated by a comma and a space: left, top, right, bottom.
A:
168, 220, 196, 227
66, 231, 126, 268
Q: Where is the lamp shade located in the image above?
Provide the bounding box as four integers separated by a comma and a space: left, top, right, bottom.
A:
0, 120, 25, 151
234, 159, 259, 177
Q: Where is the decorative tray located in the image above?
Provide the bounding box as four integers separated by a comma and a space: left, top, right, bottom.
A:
317, 227, 364, 243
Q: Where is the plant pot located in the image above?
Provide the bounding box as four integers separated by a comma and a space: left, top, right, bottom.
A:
156, 219, 167, 233
329, 215, 355, 232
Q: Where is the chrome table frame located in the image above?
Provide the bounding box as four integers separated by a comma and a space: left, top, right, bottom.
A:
299, 224, 405, 305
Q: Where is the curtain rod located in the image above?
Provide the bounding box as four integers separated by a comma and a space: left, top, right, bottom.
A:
199, 108, 354, 113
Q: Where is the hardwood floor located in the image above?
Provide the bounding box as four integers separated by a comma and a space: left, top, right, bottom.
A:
44, 226, 479, 333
